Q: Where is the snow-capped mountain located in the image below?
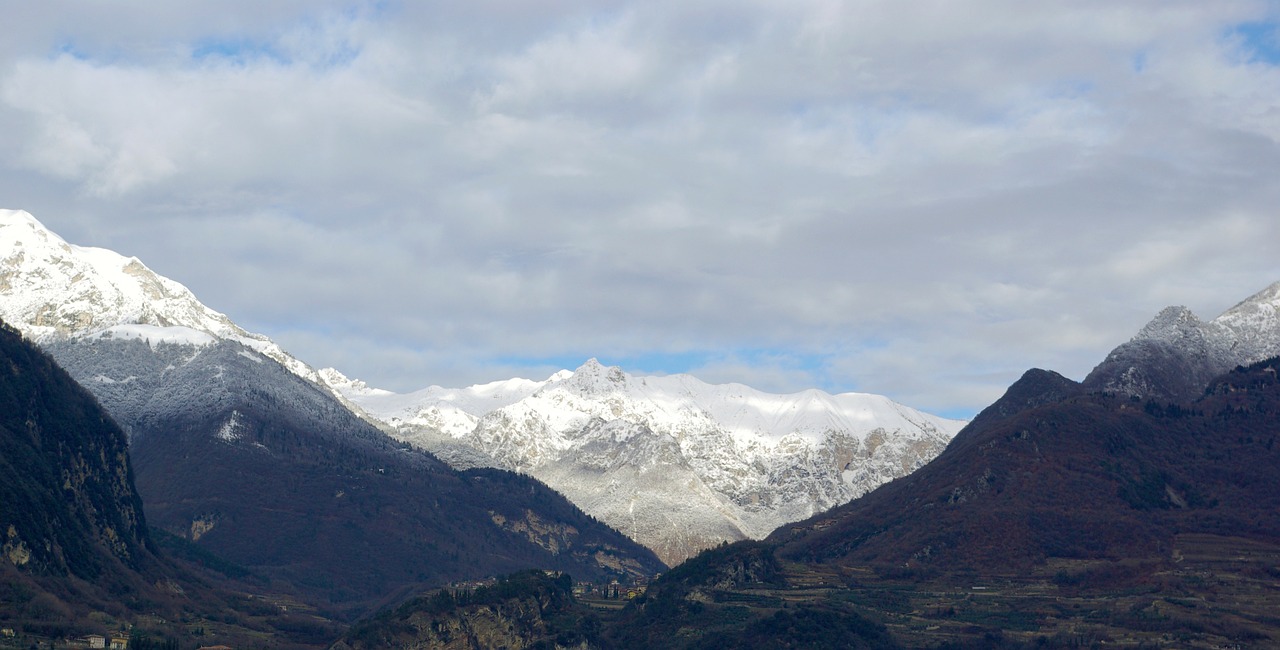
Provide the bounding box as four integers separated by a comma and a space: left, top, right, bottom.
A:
1, 208, 665, 603
1084, 281, 1280, 403
324, 359, 967, 565
0, 208, 315, 380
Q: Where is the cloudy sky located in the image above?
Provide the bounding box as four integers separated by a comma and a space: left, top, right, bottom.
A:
3, 1, 1279, 418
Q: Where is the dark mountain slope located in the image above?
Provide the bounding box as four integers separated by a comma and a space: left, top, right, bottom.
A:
959, 367, 1082, 439
0, 322, 153, 573
0, 322, 397, 647
605, 540, 901, 649
0, 321, 166, 635
771, 358, 1280, 573
44, 337, 664, 617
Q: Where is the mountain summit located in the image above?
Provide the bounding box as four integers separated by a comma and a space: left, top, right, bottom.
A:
0, 209, 318, 380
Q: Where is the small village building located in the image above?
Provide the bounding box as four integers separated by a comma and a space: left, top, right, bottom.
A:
109, 635, 129, 650
86, 634, 106, 648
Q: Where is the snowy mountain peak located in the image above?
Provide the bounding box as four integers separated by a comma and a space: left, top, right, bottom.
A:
1127, 305, 1224, 356
2, 208, 39, 226
1135, 305, 1204, 341
1126, 282, 1280, 358
552, 358, 629, 395
2, 209, 222, 338
2, 208, 70, 249
0, 208, 317, 382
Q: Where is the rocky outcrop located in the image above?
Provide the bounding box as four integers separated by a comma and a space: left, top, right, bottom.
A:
335, 571, 599, 650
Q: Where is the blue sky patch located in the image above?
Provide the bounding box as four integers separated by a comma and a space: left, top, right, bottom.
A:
1131, 50, 1147, 73
191, 33, 359, 70
1228, 21, 1280, 65
496, 350, 722, 377
192, 38, 290, 66
52, 41, 92, 61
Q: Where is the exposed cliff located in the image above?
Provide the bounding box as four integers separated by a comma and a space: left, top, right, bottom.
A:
0, 320, 153, 580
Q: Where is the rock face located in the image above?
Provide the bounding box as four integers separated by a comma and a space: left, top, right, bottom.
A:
1084, 282, 1280, 402
0, 319, 183, 635
325, 360, 965, 565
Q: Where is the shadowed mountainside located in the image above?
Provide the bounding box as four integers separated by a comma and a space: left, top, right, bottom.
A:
45, 336, 664, 618
772, 359, 1280, 572
0, 321, 166, 635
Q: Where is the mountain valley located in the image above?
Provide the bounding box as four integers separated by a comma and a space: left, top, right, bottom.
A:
334, 283, 1280, 648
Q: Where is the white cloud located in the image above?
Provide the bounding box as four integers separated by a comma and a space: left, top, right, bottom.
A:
2, 1, 1279, 415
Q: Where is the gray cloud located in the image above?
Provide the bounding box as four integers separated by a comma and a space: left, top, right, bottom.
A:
2, 1, 1279, 417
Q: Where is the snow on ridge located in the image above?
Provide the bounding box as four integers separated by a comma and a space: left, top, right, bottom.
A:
531, 360, 966, 446
319, 352, 966, 564
1210, 281, 1280, 364
85, 324, 218, 349
318, 367, 389, 396
321, 368, 562, 440
1118, 281, 1280, 374
339, 357, 966, 450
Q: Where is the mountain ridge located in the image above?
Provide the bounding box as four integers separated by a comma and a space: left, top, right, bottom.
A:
325, 358, 965, 565
1084, 281, 1280, 402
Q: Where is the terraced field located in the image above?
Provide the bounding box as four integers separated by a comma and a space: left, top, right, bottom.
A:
643, 534, 1280, 648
